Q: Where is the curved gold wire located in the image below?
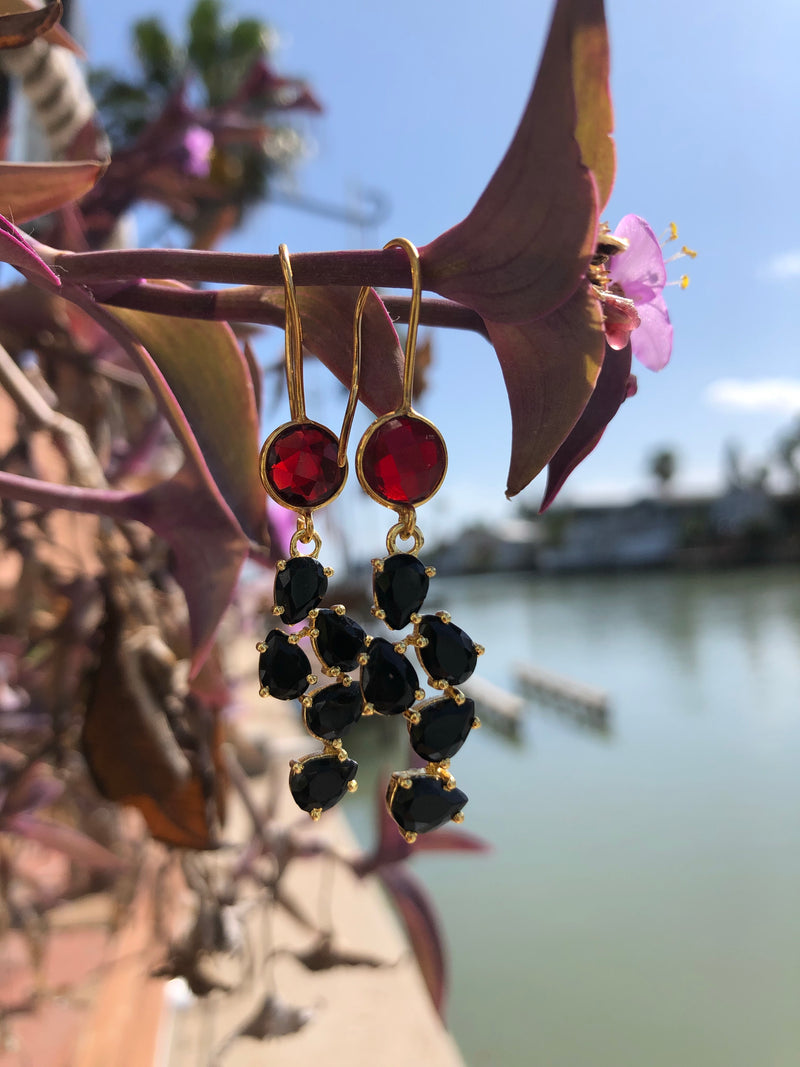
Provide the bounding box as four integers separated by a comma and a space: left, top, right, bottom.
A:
384, 237, 422, 415
339, 284, 370, 467
279, 242, 362, 470
353, 238, 447, 530
278, 244, 306, 422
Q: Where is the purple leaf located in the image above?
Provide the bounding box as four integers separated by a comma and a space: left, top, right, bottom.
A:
48, 288, 253, 668
354, 785, 490, 877
404, 828, 490, 857
127, 467, 249, 669
256, 285, 404, 416
4, 813, 126, 872
0, 762, 63, 817
420, 0, 612, 324
571, 0, 615, 210
377, 863, 448, 1016
83, 596, 224, 850
0, 213, 61, 285
541, 341, 632, 510
104, 288, 265, 541
0, 0, 63, 50
487, 282, 605, 497
0, 466, 248, 673
0, 160, 106, 223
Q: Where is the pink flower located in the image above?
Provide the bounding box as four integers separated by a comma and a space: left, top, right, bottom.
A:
607, 214, 673, 371
180, 125, 214, 178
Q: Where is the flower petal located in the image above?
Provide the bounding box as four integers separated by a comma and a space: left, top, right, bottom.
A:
420, 0, 607, 324
541, 341, 633, 510
629, 292, 673, 371
487, 282, 605, 497
610, 214, 667, 295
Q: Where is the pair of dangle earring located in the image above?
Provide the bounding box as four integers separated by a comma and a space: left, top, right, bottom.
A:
257, 244, 368, 820
257, 239, 483, 841
354, 238, 484, 843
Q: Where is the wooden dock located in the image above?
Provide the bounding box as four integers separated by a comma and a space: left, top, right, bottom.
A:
460, 676, 524, 739
513, 662, 610, 731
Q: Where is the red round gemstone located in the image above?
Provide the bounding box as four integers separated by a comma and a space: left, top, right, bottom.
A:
265, 422, 344, 508
360, 415, 446, 506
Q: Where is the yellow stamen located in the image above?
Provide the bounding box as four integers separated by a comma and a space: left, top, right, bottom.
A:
681, 245, 697, 259
680, 275, 690, 289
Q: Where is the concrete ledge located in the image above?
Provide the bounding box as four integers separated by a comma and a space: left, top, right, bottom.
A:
166, 692, 466, 1067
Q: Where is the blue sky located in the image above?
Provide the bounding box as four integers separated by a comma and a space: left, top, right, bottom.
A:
84, 0, 800, 547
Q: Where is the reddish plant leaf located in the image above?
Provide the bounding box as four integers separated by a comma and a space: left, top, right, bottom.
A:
378, 864, 447, 1016
1, 761, 63, 816
50, 288, 252, 667
420, 0, 609, 325
105, 288, 264, 541
83, 596, 223, 850
257, 285, 404, 417
0, 160, 106, 223
127, 467, 250, 667
353, 785, 490, 877
571, 0, 614, 210
541, 340, 632, 510
405, 827, 490, 857
0, 465, 248, 673
0, 0, 61, 49
0, 212, 61, 285
0, 0, 83, 54
59, 287, 236, 504
5, 813, 126, 871
488, 282, 605, 497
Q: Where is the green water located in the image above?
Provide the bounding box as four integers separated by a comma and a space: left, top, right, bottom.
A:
350, 567, 800, 1067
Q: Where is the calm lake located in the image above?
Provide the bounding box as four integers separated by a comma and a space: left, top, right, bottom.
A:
348, 566, 800, 1067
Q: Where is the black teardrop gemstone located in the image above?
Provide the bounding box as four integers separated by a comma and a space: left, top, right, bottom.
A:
387, 773, 468, 834
409, 696, 476, 763
274, 556, 328, 624
361, 638, 419, 715
417, 615, 478, 685
289, 754, 357, 813
374, 554, 430, 630
313, 610, 366, 672
304, 682, 363, 741
258, 630, 311, 700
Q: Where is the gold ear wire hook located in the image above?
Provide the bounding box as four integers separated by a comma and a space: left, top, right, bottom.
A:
384, 237, 422, 415
278, 244, 306, 422
340, 285, 370, 467
346, 239, 420, 465
280, 242, 363, 470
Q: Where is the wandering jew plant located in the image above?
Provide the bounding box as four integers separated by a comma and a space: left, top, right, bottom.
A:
0, 0, 683, 1025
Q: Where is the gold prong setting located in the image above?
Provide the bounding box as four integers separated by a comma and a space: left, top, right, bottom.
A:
385, 767, 468, 837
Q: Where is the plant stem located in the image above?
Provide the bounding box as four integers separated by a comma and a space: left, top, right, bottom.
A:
92, 282, 489, 338
47, 246, 418, 288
